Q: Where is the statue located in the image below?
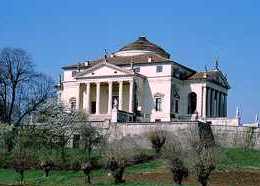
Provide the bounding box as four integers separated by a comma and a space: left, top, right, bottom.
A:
113, 98, 118, 110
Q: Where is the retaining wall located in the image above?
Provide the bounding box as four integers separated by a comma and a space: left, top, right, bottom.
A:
108, 121, 260, 149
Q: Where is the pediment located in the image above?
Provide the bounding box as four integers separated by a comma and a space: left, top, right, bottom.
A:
76, 62, 134, 78
210, 70, 230, 89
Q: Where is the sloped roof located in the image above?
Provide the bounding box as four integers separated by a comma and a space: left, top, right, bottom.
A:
118, 36, 170, 59
186, 70, 230, 89
62, 53, 171, 70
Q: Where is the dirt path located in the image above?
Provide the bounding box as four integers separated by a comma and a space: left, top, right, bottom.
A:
126, 170, 260, 186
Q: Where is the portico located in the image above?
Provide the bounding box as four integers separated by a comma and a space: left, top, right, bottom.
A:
79, 79, 134, 115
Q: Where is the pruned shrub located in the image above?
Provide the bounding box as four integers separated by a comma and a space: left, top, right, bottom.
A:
187, 122, 217, 186
162, 133, 188, 185
147, 129, 167, 154
104, 138, 137, 184
82, 161, 93, 184
40, 160, 55, 177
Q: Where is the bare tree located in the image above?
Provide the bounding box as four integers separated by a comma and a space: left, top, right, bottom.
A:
162, 133, 188, 185
0, 48, 54, 125
11, 127, 35, 184
187, 123, 217, 186
79, 123, 105, 160
104, 138, 137, 184
147, 129, 167, 154
79, 123, 105, 184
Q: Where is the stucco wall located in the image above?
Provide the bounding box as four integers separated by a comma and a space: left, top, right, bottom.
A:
61, 82, 79, 108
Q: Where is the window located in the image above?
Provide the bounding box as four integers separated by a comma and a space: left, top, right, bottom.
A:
155, 97, 162, 111
69, 97, 76, 111
175, 99, 179, 113
134, 67, 140, 73
156, 65, 163, 73
72, 71, 77, 77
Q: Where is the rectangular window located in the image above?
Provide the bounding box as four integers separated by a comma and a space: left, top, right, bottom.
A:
155, 97, 162, 111
72, 71, 77, 77
156, 65, 163, 73
175, 100, 179, 113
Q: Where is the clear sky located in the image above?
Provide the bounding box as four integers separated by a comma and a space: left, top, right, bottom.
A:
1, 0, 259, 122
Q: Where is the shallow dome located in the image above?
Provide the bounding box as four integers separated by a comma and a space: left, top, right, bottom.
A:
115, 36, 170, 59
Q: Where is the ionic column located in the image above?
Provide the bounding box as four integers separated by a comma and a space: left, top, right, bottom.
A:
215, 91, 219, 117
77, 84, 81, 110
202, 86, 207, 118
207, 87, 211, 117
119, 81, 123, 110
108, 81, 113, 114
85, 83, 91, 113
210, 89, 214, 117
96, 82, 100, 114
224, 94, 227, 117
218, 92, 222, 117
128, 80, 133, 113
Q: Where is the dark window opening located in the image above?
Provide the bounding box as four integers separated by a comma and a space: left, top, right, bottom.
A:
72, 71, 77, 77
156, 65, 163, 73
155, 97, 162, 111
175, 99, 179, 113
155, 119, 161, 122
91, 101, 96, 114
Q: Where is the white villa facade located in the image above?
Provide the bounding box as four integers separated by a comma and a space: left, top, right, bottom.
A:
58, 36, 230, 123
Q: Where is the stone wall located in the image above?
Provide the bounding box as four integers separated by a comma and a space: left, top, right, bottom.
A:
107, 121, 260, 149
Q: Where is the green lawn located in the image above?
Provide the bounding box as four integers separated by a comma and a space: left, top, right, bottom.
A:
0, 160, 170, 186
217, 148, 260, 170
1, 148, 260, 186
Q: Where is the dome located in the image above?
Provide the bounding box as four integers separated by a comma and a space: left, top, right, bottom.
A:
115, 36, 170, 59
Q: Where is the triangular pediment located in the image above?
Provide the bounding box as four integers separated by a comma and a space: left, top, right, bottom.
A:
208, 70, 230, 89
76, 62, 134, 79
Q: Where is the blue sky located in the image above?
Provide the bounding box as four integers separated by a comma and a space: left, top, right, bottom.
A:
1, 0, 259, 122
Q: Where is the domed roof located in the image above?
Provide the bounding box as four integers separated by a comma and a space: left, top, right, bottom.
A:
117, 36, 170, 59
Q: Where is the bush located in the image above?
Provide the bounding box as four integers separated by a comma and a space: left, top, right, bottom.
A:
162, 133, 188, 185
147, 130, 167, 154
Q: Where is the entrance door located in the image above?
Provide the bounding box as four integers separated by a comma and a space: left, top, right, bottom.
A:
91, 101, 96, 114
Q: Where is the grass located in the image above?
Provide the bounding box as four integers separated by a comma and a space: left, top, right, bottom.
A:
1, 148, 260, 185
0, 159, 167, 186
218, 148, 260, 170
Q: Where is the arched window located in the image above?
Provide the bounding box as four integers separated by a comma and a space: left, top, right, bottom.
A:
69, 97, 76, 111
188, 92, 197, 114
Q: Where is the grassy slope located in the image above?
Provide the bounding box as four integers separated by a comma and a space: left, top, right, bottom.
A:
1, 148, 260, 186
